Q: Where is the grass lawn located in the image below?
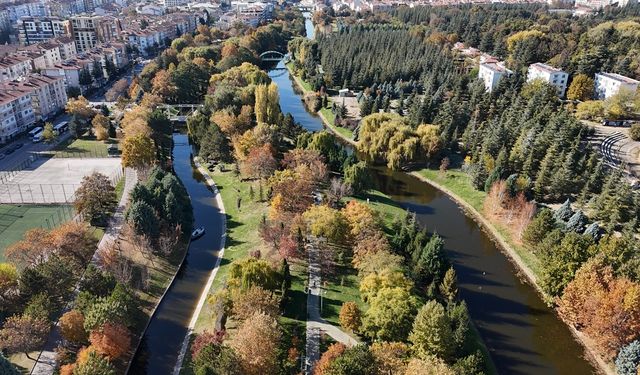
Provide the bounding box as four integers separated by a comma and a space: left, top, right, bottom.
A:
51, 135, 115, 158
192, 164, 270, 333
0, 204, 75, 260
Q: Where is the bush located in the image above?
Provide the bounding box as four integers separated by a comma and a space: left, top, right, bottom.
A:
630, 124, 640, 142
616, 340, 640, 375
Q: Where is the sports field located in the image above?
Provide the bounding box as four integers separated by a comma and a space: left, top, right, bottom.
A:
0, 204, 74, 261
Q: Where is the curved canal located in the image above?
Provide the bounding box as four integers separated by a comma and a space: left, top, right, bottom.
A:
129, 134, 225, 374
267, 13, 598, 375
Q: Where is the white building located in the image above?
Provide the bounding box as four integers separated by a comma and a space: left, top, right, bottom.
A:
54, 36, 78, 60
478, 62, 511, 92
594, 72, 640, 99
0, 55, 34, 82
17, 17, 70, 45
0, 87, 36, 143
1, 74, 67, 121
527, 62, 569, 97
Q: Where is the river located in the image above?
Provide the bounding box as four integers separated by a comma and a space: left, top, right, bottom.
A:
129, 134, 225, 374
265, 12, 598, 375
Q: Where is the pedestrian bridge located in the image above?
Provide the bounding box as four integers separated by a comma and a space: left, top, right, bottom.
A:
157, 104, 203, 122
259, 50, 288, 62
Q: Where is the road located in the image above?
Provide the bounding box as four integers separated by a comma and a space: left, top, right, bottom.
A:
0, 60, 147, 172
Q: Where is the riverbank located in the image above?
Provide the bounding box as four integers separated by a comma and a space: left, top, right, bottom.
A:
285, 60, 612, 375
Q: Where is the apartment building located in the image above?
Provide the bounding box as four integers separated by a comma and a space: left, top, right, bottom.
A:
54, 36, 78, 60
122, 13, 197, 56
70, 15, 122, 52
2, 1, 49, 23
17, 17, 71, 45
478, 62, 511, 92
594, 72, 640, 99
0, 87, 36, 143
49, 0, 88, 17
1, 74, 67, 121
0, 55, 33, 82
42, 60, 83, 89
527, 62, 569, 97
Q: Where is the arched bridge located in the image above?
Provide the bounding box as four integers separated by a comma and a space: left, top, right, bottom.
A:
259, 50, 288, 62
157, 104, 203, 122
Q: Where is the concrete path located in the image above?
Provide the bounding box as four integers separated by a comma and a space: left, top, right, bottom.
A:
29, 167, 137, 375
304, 239, 358, 375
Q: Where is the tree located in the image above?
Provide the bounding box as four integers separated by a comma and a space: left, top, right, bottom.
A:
566, 210, 587, 233
315, 343, 346, 375
363, 287, 419, 342
105, 79, 129, 102
240, 144, 277, 180
231, 286, 280, 321
370, 341, 410, 375
325, 178, 352, 208
126, 200, 159, 237
567, 74, 594, 101
522, 209, 555, 247
199, 123, 231, 163
191, 330, 225, 360
404, 356, 455, 375
409, 300, 454, 361
360, 268, 413, 303
228, 257, 279, 291
615, 340, 640, 375
89, 322, 131, 359
92, 61, 104, 82
344, 161, 372, 194
121, 134, 156, 171
230, 312, 281, 375
302, 205, 348, 245
65, 96, 93, 122
575, 100, 604, 120
0, 263, 18, 307
42, 122, 56, 142
630, 124, 640, 142
325, 345, 377, 375
92, 114, 110, 141
439, 267, 458, 302
339, 301, 362, 333
554, 199, 573, 222
0, 315, 50, 359
74, 172, 117, 226
73, 350, 116, 375
0, 353, 20, 375
60, 310, 88, 343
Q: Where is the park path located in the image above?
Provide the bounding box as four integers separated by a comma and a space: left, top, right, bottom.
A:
304, 238, 358, 375
30, 167, 137, 375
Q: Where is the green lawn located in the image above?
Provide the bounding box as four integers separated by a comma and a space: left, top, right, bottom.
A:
51, 136, 115, 158
192, 164, 270, 333
0, 204, 75, 260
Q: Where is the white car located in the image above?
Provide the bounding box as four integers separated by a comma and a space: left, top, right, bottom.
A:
191, 227, 205, 240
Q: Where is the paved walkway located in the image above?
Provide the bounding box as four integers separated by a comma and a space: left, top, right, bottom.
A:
304, 239, 358, 375
30, 167, 137, 375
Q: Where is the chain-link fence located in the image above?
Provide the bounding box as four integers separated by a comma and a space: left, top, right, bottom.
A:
0, 169, 123, 204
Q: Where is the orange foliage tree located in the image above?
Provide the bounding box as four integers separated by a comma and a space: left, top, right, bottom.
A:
484, 180, 536, 241
60, 310, 87, 344
558, 258, 640, 359
89, 322, 131, 359
230, 312, 281, 375
240, 144, 277, 180
314, 343, 346, 375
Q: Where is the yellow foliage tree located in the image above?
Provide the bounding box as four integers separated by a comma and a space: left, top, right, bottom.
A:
121, 134, 155, 171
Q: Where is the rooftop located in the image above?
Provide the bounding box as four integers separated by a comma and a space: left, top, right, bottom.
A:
529, 62, 566, 74
598, 72, 640, 85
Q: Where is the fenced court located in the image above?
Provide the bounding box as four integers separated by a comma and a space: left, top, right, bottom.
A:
0, 204, 76, 260
0, 157, 122, 204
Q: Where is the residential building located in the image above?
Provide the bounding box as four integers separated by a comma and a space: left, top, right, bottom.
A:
0, 87, 36, 143
2, 1, 49, 23
478, 62, 511, 92
527, 62, 569, 97
164, 0, 189, 7
17, 16, 70, 45
42, 61, 83, 89
70, 15, 122, 52
0, 55, 33, 82
1, 74, 67, 121
594, 72, 640, 99
54, 36, 78, 60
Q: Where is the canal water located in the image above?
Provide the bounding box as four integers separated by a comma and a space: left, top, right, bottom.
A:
129, 134, 225, 374
266, 12, 598, 375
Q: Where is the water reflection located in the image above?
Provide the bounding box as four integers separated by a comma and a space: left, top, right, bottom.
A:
130, 134, 225, 374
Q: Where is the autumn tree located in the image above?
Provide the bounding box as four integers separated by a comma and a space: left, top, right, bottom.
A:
282, 149, 328, 186
314, 343, 346, 375
567, 74, 594, 101
339, 301, 362, 333
231, 285, 280, 321
344, 161, 372, 194
92, 114, 110, 141
5, 228, 52, 269
191, 330, 225, 360
0, 263, 18, 309
254, 82, 280, 124
360, 268, 413, 303
303, 205, 348, 245
240, 144, 277, 180
324, 345, 377, 375
404, 356, 455, 375
268, 169, 315, 219
89, 322, 131, 359
42, 122, 56, 142
230, 312, 281, 375
0, 314, 50, 359
104, 78, 129, 102
371, 341, 410, 375
228, 257, 279, 291
74, 172, 117, 225
121, 134, 156, 171
65, 96, 94, 122
60, 310, 88, 344
151, 69, 177, 100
